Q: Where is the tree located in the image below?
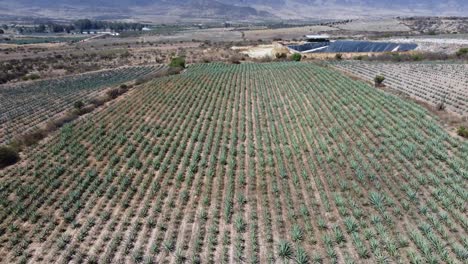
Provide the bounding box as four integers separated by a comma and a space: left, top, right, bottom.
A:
74, 19, 93, 33
0, 29, 4, 35
436, 91, 447, 111
73, 101, 85, 110
65, 25, 74, 34
335, 53, 343, 60
374, 75, 385, 87
456, 48, 468, 57
291, 53, 302, 62
275, 52, 287, 59
35, 24, 47, 33
411, 54, 423, 61
457, 126, 468, 138
0, 146, 19, 168
50, 24, 65, 33
169, 57, 186, 68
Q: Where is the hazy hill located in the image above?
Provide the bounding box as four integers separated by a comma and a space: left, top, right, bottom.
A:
1, 0, 467, 21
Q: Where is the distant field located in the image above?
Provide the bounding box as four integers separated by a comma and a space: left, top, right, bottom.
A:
336, 19, 411, 32
243, 25, 338, 40
0, 65, 164, 144
0, 62, 466, 263
332, 61, 468, 116
0, 36, 87, 45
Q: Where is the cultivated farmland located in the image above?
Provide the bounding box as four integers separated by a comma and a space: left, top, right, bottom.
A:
0, 36, 87, 45
0, 65, 165, 144
0, 62, 467, 263
331, 61, 468, 116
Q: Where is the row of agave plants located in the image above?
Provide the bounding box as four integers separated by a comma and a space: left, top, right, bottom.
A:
331, 61, 468, 116
0, 65, 164, 144
0, 62, 466, 263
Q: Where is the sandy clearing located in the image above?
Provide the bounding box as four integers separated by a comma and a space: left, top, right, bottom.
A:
336, 19, 411, 32
387, 38, 468, 45
243, 25, 339, 40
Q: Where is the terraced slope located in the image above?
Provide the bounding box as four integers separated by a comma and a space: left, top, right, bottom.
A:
0, 65, 165, 144
0, 62, 466, 263
331, 61, 468, 116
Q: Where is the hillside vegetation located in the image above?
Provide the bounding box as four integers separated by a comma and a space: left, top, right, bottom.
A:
0, 62, 466, 263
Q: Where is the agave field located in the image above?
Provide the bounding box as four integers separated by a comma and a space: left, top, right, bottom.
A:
331, 61, 468, 116
0, 65, 165, 144
0, 62, 467, 263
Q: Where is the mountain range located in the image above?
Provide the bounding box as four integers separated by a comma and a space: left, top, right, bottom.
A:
1, 0, 467, 21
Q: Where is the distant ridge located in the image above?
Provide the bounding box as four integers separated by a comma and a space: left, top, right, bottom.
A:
1, 0, 467, 21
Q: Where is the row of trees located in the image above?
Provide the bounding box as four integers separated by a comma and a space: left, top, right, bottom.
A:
73, 19, 145, 32
33, 24, 75, 33
13, 20, 147, 34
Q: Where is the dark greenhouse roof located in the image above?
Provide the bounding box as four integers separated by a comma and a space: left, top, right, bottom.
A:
288, 40, 417, 53
288, 42, 329, 52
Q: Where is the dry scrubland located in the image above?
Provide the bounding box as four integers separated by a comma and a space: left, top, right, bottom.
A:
332, 62, 468, 116
242, 25, 338, 40
0, 41, 245, 84
335, 19, 411, 32
0, 62, 467, 264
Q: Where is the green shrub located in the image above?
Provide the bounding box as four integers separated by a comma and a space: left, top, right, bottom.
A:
411, 54, 423, 61
27, 74, 41, 80
291, 53, 302, 62
275, 52, 287, 59
374, 75, 385, 87
391, 53, 403, 62
73, 101, 84, 110
0, 146, 19, 168
456, 48, 468, 57
106, 88, 122, 99
458, 127, 468, 138
169, 57, 186, 68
